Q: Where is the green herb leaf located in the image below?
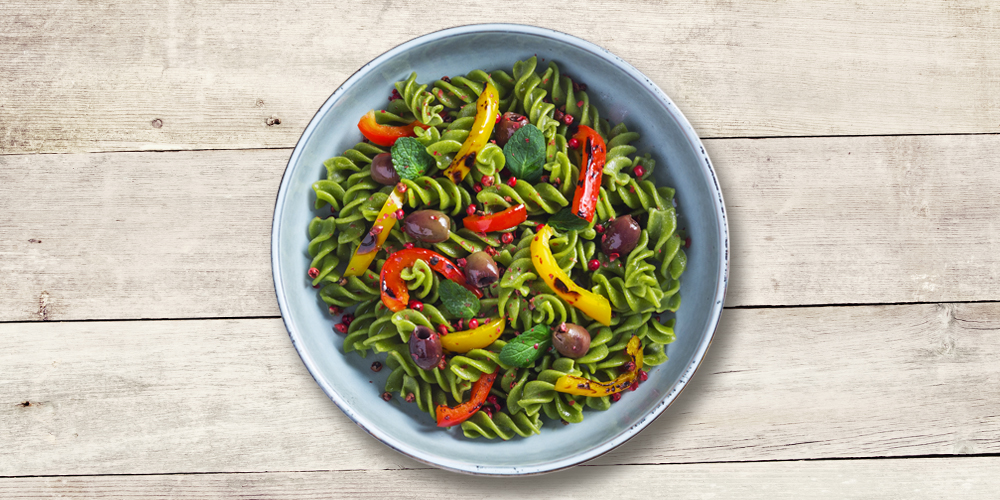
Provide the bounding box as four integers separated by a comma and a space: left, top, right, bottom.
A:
548, 207, 590, 232
502, 124, 546, 182
499, 324, 552, 368
391, 137, 434, 180
439, 280, 481, 319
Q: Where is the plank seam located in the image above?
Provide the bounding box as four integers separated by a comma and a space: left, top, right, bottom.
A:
1, 453, 998, 479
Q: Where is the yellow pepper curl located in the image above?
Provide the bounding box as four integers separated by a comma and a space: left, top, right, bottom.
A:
343, 183, 406, 277
554, 336, 643, 396
530, 224, 612, 326
440, 317, 505, 353
443, 81, 499, 183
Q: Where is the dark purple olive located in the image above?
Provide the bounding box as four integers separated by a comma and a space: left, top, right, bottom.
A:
464, 251, 499, 288
409, 325, 442, 370
553, 323, 591, 358
494, 112, 529, 147
403, 210, 450, 243
370, 152, 400, 185
601, 215, 641, 257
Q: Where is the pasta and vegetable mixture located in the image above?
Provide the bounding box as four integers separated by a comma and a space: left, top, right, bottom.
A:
306, 56, 687, 440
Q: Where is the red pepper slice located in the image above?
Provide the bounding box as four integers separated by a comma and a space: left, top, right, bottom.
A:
570, 125, 606, 222
357, 110, 429, 147
380, 248, 483, 312
462, 204, 527, 233
436, 367, 499, 427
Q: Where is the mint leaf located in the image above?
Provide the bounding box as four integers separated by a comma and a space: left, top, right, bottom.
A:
502, 124, 545, 182
439, 280, 480, 319
391, 137, 434, 180
549, 207, 590, 232
499, 324, 551, 368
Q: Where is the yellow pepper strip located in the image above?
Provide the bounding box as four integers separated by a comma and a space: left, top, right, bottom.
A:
343, 183, 406, 276
442, 81, 499, 183
440, 317, 505, 353
530, 225, 612, 326
554, 336, 643, 396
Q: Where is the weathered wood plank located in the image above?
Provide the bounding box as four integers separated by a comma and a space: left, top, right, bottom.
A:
3, 457, 999, 499
1, 0, 997, 154
2, 302, 998, 476
2, 134, 999, 322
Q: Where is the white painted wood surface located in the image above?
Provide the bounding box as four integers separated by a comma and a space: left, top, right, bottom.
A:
2, 134, 999, 322
3, 303, 999, 476
1, 0, 997, 155
3, 1, 999, 497
4, 458, 999, 499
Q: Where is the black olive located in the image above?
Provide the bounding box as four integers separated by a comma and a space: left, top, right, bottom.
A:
464, 251, 499, 288
601, 215, 641, 256
494, 112, 529, 147
409, 325, 442, 370
553, 323, 591, 358
370, 152, 400, 185
403, 210, 450, 243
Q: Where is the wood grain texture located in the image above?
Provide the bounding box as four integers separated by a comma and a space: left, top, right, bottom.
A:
3, 302, 999, 476
1, 0, 998, 154
3, 134, 999, 322
3, 457, 1000, 499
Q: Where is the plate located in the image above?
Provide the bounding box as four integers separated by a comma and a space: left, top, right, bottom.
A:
271, 23, 728, 475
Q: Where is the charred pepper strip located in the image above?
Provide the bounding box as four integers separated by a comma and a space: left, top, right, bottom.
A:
554, 336, 643, 396
357, 110, 429, 147
570, 125, 606, 222
344, 183, 407, 277
436, 367, 499, 427
462, 204, 527, 233
380, 248, 482, 312
531, 224, 612, 326
442, 82, 499, 183
440, 317, 505, 353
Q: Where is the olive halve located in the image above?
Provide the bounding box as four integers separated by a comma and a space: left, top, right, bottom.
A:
370, 152, 400, 185
553, 323, 591, 358
601, 215, 641, 257
409, 325, 442, 370
403, 210, 451, 243
494, 112, 529, 147
464, 251, 499, 288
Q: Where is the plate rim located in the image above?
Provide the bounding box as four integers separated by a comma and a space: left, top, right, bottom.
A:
271, 22, 730, 476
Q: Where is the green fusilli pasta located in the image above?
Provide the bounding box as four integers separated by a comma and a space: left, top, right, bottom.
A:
304, 56, 689, 441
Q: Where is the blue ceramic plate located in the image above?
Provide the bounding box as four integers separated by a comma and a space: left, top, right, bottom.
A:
272, 24, 728, 475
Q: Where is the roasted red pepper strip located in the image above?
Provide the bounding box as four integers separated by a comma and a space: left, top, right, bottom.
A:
554, 336, 643, 396
380, 248, 482, 312
570, 125, 606, 222
462, 204, 527, 233
357, 110, 429, 147
436, 367, 499, 427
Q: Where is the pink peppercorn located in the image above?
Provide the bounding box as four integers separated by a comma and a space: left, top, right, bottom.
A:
507, 176, 518, 187
611, 393, 622, 402
408, 300, 423, 311
466, 204, 477, 215
588, 259, 601, 271
342, 314, 355, 326
468, 318, 479, 329
456, 257, 467, 268
562, 114, 574, 125
633, 165, 646, 177
334, 323, 348, 334
639, 370, 649, 382
404, 242, 414, 249
501, 232, 513, 244
595, 224, 604, 234
437, 324, 449, 336
394, 209, 405, 220
568, 138, 580, 149
307, 267, 320, 279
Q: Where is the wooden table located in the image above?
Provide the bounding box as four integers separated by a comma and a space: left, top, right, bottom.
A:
3, 1, 998, 497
